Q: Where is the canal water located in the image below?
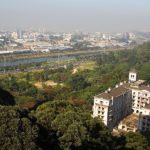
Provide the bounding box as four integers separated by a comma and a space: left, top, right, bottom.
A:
0, 51, 104, 67
0, 55, 75, 67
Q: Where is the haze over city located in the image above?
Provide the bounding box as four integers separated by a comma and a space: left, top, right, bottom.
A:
0, 0, 150, 32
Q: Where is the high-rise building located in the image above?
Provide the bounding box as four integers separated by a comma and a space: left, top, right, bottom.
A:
93, 70, 150, 132
93, 85, 132, 130
17, 30, 23, 39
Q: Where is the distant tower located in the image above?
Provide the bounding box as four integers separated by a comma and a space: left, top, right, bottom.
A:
129, 69, 137, 82
17, 29, 23, 39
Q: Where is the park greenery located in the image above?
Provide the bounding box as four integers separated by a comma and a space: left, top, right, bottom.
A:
0, 42, 150, 149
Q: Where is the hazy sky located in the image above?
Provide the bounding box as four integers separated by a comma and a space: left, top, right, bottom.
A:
0, 0, 150, 32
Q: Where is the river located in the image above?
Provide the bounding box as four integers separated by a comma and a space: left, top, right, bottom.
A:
0, 55, 75, 67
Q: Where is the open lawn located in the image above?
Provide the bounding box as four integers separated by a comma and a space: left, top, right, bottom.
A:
72, 61, 96, 74
34, 80, 63, 89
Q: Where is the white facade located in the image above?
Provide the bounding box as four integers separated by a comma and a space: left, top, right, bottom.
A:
132, 88, 150, 114
93, 87, 132, 130
93, 97, 112, 126
93, 71, 150, 132
11, 32, 18, 40
129, 71, 137, 82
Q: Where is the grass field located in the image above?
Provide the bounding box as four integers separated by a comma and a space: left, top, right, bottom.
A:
72, 61, 96, 74
34, 80, 63, 89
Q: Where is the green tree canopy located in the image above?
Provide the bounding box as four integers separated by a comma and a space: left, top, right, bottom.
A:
33, 100, 113, 150
0, 106, 41, 150
124, 132, 149, 150
68, 75, 89, 91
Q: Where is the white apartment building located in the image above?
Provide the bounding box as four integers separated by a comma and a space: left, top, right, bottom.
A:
125, 71, 150, 132
93, 86, 132, 130
93, 70, 150, 132
131, 84, 150, 114
11, 32, 18, 40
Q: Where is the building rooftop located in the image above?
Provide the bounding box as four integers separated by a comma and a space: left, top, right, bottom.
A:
132, 80, 145, 86
95, 80, 150, 101
129, 69, 137, 73
131, 85, 150, 92
139, 85, 150, 92
123, 82, 150, 92
120, 113, 139, 128
96, 86, 129, 100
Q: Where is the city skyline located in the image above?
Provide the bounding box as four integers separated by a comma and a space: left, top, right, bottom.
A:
0, 0, 150, 32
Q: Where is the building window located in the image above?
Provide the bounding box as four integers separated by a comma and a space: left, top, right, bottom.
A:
100, 101, 103, 104
142, 127, 145, 131
122, 126, 125, 129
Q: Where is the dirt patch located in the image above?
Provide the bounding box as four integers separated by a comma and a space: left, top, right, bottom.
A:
34, 80, 63, 89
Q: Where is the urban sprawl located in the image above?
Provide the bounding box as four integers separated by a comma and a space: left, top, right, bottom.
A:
0, 30, 150, 54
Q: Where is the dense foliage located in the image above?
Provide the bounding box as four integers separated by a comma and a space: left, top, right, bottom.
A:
0, 106, 41, 150
33, 100, 114, 150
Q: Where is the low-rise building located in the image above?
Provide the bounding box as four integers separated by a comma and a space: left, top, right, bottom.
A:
118, 113, 139, 132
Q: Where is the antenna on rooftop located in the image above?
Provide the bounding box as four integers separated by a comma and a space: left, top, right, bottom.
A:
115, 84, 119, 88
108, 88, 111, 92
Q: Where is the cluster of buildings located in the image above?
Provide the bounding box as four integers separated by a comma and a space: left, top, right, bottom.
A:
93, 70, 150, 133
83, 32, 135, 48
0, 30, 137, 54
0, 30, 73, 53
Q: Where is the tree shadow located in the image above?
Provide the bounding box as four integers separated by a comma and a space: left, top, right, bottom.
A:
0, 88, 15, 105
